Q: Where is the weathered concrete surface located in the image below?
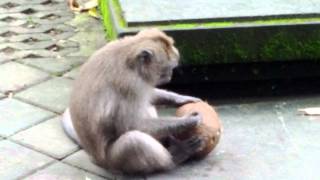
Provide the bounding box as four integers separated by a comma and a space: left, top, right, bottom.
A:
147, 96, 320, 180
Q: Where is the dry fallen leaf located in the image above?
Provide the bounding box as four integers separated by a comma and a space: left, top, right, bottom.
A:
68, 0, 98, 12
298, 107, 320, 115
68, 0, 81, 12
83, 0, 98, 10
88, 8, 99, 18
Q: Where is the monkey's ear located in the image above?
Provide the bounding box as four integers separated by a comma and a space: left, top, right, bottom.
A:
138, 49, 154, 64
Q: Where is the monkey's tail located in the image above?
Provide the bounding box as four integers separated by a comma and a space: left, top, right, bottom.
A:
61, 108, 81, 146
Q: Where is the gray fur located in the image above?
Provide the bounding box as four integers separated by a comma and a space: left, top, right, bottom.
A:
62, 29, 202, 174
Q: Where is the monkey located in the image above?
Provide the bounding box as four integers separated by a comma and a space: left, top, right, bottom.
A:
62, 28, 204, 174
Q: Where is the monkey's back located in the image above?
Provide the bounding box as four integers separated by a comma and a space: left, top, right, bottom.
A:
68, 38, 153, 162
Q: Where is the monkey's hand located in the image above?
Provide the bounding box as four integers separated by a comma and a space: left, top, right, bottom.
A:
173, 95, 201, 106
175, 112, 202, 133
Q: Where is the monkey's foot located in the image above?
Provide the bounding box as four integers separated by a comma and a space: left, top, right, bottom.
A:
167, 136, 204, 165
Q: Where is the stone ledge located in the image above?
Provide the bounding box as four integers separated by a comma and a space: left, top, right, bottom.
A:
99, 0, 320, 65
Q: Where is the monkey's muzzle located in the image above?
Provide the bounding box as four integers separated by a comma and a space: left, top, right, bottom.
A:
157, 68, 173, 85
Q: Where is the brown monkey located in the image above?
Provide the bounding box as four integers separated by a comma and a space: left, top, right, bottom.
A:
62, 29, 203, 174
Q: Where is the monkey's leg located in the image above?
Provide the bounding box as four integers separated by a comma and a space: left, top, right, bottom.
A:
108, 130, 174, 174
61, 108, 81, 145
152, 88, 201, 106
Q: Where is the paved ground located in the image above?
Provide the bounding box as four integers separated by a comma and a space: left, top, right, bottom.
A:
1, 1, 320, 180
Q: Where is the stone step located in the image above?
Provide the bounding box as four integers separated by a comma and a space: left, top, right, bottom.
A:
99, 0, 320, 65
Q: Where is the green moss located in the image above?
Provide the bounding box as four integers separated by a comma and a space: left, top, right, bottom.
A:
176, 28, 320, 65
99, 0, 127, 39
253, 18, 320, 25
112, 0, 126, 27
99, 0, 117, 39
167, 17, 320, 29
166, 22, 235, 29
234, 43, 250, 60
168, 18, 316, 31
261, 31, 320, 60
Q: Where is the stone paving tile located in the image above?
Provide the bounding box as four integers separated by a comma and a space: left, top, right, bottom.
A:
67, 14, 106, 57
0, 24, 74, 35
0, 40, 78, 51
63, 150, 115, 179
0, 14, 73, 27
0, 140, 53, 180
63, 150, 145, 180
15, 77, 73, 113
0, 0, 65, 5
25, 162, 106, 180
0, 10, 72, 20
0, 11, 73, 20
0, 31, 74, 43
68, 31, 105, 57
0, 98, 55, 137
63, 66, 81, 79
0, 61, 49, 93
0, 48, 79, 60
0, 3, 68, 14
19, 56, 86, 75
67, 14, 105, 33
0, 33, 54, 43
11, 116, 79, 159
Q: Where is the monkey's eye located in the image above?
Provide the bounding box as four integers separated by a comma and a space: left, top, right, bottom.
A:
138, 49, 153, 64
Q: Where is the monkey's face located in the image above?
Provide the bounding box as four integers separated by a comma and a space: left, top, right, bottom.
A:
132, 41, 180, 86
157, 46, 179, 85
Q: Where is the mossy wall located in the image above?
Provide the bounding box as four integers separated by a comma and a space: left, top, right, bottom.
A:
168, 26, 320, 65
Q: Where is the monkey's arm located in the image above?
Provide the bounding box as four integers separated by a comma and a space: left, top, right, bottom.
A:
137, 113, 201, 139
152, 88, 201, 106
